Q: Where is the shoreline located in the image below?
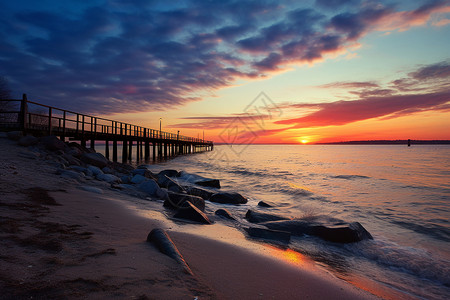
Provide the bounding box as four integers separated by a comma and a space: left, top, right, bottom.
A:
0, 134, 380, 299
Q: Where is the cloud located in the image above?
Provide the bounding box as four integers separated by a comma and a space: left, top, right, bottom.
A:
275, 61, 450, 128
275, 91, 450, 127
0, 0, 448, 114
166, 114, 272, 130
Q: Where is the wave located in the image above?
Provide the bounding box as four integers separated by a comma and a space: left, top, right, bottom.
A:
392, 220, 450, 242
332, 175, 370, 180
349, 239, 450, 287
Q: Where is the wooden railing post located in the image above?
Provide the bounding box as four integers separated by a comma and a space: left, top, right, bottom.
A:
48, 107, 52, 135
62, 111, 66, 141
19, 94, 28, 130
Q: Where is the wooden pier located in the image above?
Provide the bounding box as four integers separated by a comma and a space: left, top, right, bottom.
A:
0, 94, 213, 162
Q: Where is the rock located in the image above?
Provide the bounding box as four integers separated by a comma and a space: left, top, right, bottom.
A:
157, 173, 172, 187
18, 150, 40, 159
173, 201, 211, 224
258, 201, 275, 207
245, 227, 291, 244
132, 168, 155, 179
158, 169, 179, 177
96, 173, 121, 183
195, 179, 221, 188
184, 186, 214, 200
147, 228, 193, 275
79, 185, 103, 194
87, 165, 103, 176
102, 167, 114, 174
215, 209, 235, 220
18, 135, 39, 147
80, 152, 108, 168
62, 153, 81, 166
7, 131, 23, 140
138, 179, 165, 199
165, 176, 184, 193
245, 210, 290, 223
40, 135, 66, 151
130, 174, 147, 184
59, 169, 85, 181
209, 192, 247, 205
120, 175, 131, 184
165, 192, 205, 211
261, 216, 373, 243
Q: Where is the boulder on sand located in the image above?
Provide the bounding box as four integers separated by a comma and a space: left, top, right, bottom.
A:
209, 192, 247, 205
18, 135, 39, 147
80, 152, 108, 168
138, 179, 167, 200
215, 208, 236, 220
245, 227, 291, 244
158, 169, 179, 177
173, 201, 211, 224
245, 210, 290, 223
41, 135, 66, 151
146, 228, 193, 275
195, 179, 221, 188
164, 192, 205, 211
184, 186, 214, 200
261, 215, 373, 243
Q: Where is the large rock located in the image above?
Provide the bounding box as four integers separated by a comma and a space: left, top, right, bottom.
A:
195, 179, 221, 188
261, 216, 373, 243
184, 186, 214, 200
215, 208, 235, 220
173, 201, 211, 224
165, 192, 205, 211
41, 135, 66, 151
96, 173, 121, 183
80, 152, 108, 168
245, 210, 290, 223
158, 169, 179, 177
209, 192, 247, 205
18, 135, 39, 147
130, 174, 147, 184
258, 201, 275, 208
245, 227, 291, 244
146, 228, 193, 275
87, 165, 103, 176
62, 153, 81, 166
138, 179, 167, 200
58, 169, 85, 181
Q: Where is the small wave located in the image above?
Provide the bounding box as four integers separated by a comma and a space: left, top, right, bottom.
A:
349, 240, 450, 287
332, 175, 370, 180
392, 221, 450, 242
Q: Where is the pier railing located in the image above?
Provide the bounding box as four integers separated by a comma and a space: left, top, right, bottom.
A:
0, 94, 213, 161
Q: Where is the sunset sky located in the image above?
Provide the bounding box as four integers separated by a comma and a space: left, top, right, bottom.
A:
1, 0, 449, 143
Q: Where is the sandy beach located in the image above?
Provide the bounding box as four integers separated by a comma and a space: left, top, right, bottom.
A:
0, 135, 380, 299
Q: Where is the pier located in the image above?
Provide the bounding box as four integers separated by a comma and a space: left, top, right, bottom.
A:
0, 94, 213, 162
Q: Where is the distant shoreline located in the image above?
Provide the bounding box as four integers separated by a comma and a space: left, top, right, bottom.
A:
213, 140, 450, 145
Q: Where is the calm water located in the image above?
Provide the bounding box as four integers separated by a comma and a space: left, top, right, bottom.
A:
99, 144, 450, 299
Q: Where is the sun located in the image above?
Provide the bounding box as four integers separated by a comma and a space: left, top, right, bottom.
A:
300, 139, 309, 144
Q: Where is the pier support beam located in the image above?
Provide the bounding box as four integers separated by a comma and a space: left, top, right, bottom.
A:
122, 140, 128, 163
112, 140, 117, 162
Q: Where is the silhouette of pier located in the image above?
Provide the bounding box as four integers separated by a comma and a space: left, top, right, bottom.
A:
0, 94, 213, 162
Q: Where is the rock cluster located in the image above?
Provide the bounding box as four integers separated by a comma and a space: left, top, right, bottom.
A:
10, 132, 374, 246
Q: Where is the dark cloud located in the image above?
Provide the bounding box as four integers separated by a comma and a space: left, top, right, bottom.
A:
315, 0, 361, 9
410, 61, 450, 80
0, 0, 448, 115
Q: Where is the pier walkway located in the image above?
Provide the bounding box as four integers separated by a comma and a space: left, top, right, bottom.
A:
0, 94, 213, 162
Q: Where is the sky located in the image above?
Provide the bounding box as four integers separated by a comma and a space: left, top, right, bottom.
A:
1, 0, 449, 144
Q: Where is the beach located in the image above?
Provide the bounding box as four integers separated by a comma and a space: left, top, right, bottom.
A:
0, 134, 380, 299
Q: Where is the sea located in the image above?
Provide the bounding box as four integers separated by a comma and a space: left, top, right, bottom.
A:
97, 144, 450, 300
